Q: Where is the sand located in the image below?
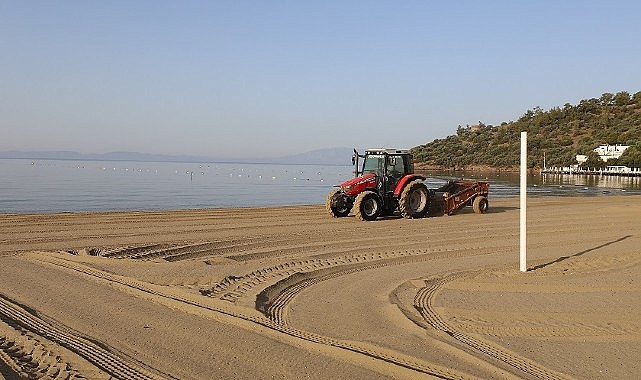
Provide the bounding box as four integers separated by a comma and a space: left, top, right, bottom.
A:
0, 196, 640, 379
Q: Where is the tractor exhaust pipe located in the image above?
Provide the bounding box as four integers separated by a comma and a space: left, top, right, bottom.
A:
352, 148, 364, 177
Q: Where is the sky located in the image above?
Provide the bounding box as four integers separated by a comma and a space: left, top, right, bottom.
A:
2, 1, 641, 159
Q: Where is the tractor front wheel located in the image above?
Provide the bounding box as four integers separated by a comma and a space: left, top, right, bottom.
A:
354, 191, 381, 221
326, 189, 351, 217
399, 180, 430, 218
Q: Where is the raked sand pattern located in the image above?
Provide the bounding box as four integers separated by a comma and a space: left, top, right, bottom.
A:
0, 196, 640, 379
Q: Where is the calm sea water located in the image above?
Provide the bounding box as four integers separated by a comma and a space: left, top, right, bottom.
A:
1, 159, 640, 214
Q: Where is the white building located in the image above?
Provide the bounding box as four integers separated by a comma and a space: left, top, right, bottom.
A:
594, 144, 629, 162
575, 144, 629, 164
576, 154, 588, 164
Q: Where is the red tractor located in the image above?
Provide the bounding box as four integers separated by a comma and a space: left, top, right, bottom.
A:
326, 149, 431, 221
326, 148, 489, 221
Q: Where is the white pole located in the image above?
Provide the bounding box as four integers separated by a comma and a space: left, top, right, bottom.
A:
520, 131, 527, 272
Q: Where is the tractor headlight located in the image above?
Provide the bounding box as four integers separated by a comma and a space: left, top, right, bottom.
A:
343, 185, 352, 193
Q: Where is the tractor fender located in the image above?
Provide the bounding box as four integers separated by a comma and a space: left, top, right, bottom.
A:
393, 174, 427, 196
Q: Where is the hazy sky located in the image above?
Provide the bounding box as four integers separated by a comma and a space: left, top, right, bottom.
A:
2, 1, 641, 158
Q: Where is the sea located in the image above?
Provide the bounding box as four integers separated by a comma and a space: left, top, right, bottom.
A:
2, 158, 641, 214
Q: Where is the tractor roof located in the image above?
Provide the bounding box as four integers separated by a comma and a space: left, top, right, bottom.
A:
364, 148, 410, 155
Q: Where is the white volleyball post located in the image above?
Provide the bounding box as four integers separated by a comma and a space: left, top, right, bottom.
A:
520, 131, 527, 272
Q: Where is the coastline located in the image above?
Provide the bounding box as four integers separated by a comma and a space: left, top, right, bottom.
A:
1, 196, 640, 378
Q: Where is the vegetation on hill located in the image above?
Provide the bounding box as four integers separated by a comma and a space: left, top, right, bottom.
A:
411, 91, 641, 170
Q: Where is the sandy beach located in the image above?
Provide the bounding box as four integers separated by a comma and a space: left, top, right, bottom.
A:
1, 195, 640, 379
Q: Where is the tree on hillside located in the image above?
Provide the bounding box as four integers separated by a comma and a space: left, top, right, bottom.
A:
580, 151, 606, 169
617, 143, 641, 168
614, 91, 631, 106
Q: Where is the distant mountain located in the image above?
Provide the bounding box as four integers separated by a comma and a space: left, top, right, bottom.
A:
0, 147, 357, 166
266, 147, 357, 166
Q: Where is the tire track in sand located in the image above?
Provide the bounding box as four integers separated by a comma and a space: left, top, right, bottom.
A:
25, 252, 477, 380
0, 294, 173, 380
0, 316, 113, 379
100, 238, 271, 261
202, 243, 514, 302
412, 273, 573, 380
256, 263, 574, 380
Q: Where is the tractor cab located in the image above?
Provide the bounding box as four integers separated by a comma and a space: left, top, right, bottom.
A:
355, 149, 414, 195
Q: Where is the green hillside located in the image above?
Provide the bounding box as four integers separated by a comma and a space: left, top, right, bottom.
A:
411, 91, 641, 170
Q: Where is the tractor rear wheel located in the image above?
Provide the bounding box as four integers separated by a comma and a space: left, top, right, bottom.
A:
399, 180, 430, 218
472, 196, 488, 214
326, 189, 351, 217
354, 191, 381, 221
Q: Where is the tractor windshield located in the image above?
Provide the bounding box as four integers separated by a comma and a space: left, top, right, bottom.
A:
362, 155, 385, 176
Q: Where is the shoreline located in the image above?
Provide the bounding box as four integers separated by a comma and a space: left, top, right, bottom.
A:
2, 188, 640, 217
